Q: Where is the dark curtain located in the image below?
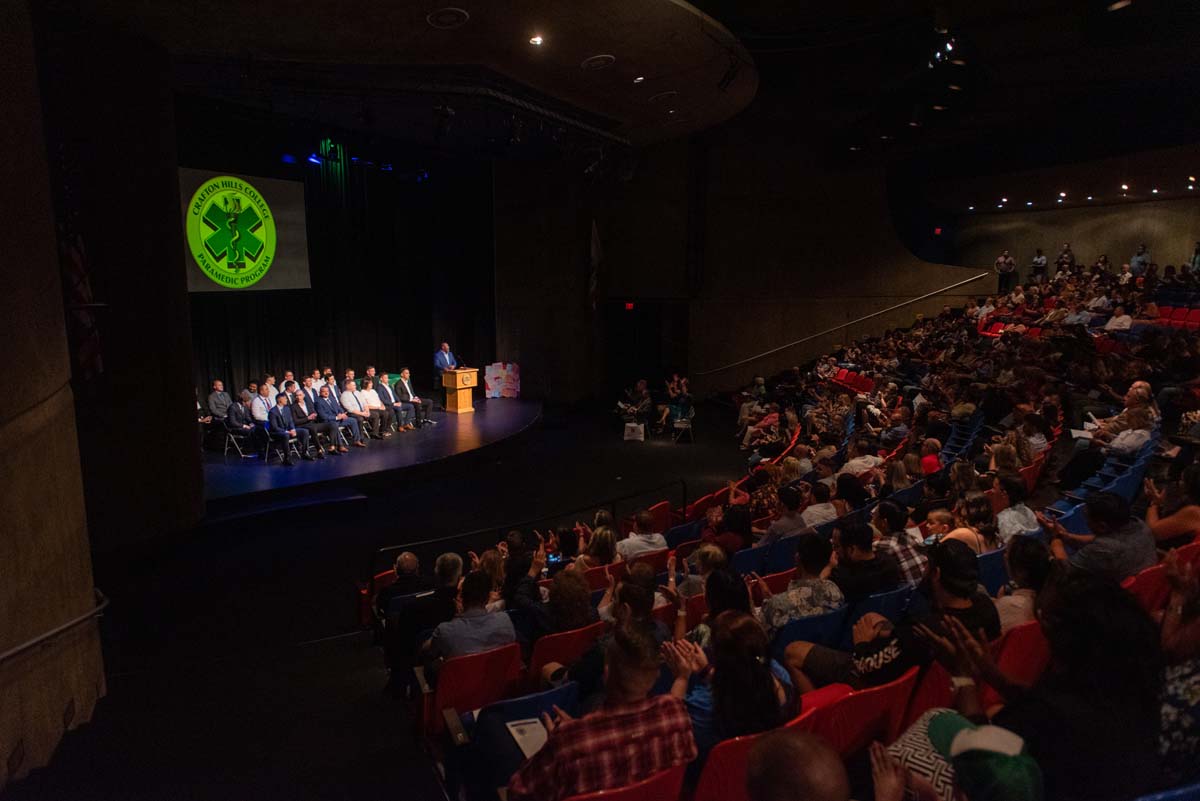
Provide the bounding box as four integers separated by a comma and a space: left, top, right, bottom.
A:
178, 98, 496, 396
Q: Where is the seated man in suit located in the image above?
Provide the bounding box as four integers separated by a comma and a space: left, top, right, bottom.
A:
377, 372, 415, 431
341, 379, 383, 439
226, 390, 256, 431
207, 379, 233, 420
396, 367, 436, 427
291, 388, 338, 455
361, 377, 395, 438
267, 392, 314, 465
317, 384, 361, 449
299, 375, 320, 409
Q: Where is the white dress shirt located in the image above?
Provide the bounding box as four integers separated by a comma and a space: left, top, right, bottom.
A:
251, 395, 273, 422
341, 390, 368, 413
399, 378, 419, 401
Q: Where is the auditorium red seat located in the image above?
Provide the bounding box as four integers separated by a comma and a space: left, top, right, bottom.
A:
1169, 307, 1190, 328
630, 548, 669, 573
674, 539, 703, 561
686, 492, 715, 521
809, 666, 920, 756
834, 368, 849, 383
983, 322, 1004, 337
359, 569, 397, 627
526, 621, 608, 690
685, 592, 709, 630
902, 661, 954, 730
582, 561, 627, 591
652, 601, 679, 628
416, 642, 523, 738
979, 621, 1050, 711
1121, 563, 1170, 614
1186, 309, 1200, 330
760, 568, 795, 596
647, 500, 673, 533
562, 764, 686, 801
1026, 327, 1042, 339
692, 685, 850, 801
1156, 306, 1174, 325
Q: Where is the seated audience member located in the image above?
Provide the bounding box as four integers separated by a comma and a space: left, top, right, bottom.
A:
754, 533, 845, 639
944, 494, 1001, 555
923, 572, 1162, 801
384, 552, 462, 682
993, 535, 1050, 632
1043, 491, 1157, 582
1144, 464, 1200, 548
1160, 548, 1200, 785
995, 474, 1040, 543
376, 372, 414, 431
207, 379, 233, 420
754, 485, 808, 548
1059, 404, 1155, 490
396, 367, 435, 426
548, 526, 581, 570
360, 377, 394, 437
920, 438, 943, 474
555, 569, 671, 705
547, 569, 598, 634
576, 525, 618, 569
341, 379, 382, 439
267, 392, 315, 464
500, 532, 549, 624
881, 710, 1044, 801
833, 472, 871, 512
260, 373, 277, 400
987, 442, 1022, 476
702, 504, 754, 556
837, 437, 884, 476
423, 570, 516, 665
668, 543, 727, 599
473, 548, 506, 610
315, 384, 361, 449
663, 612, 793, 771
949, 461, 980, 512
1021, 413, 1050, 454
291, 387, 339, 455
873, 499, 929, 585
828, 523, 902, 605
878, 460, 912, 500
786, 540, 1000, 691
1103, 304, 1133, 331
226, 389, 256, 432
507, 624, 697, 801
675, 568, 752, 647
615, 509, 668, 561
250, 383, 274, 425
800, 482, 838, 528
911, 473, 953, 524
745, 729, 850, 801
374, 551, 434, 617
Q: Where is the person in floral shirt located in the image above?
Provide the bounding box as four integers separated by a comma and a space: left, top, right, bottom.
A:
752, 533, 844, 640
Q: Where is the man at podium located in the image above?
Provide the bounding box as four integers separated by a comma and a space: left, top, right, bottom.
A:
434, 341, 458, 407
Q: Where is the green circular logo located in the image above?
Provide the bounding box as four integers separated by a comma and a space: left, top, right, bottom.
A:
185, 176, 276, 288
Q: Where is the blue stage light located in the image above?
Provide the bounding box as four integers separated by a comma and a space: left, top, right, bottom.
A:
307, 154, 321, 165
280, 154, 297, 164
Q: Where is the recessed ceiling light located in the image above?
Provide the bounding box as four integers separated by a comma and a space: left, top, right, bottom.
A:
426, 7, 470, 29
1121, 183, 1129, 190
947, 84, 963, 91
1057, 199, 1063, 203
633, 76, 645, 84
529, 35, 544, 46
1059, 192, 1067, 197
950, 58, 967, 66
1190, 185, 1196, 191
1026, 201, 1033, 206
880, 134, 891, 140
997, 204, 1004, 209
1087, 195, 1094, 200
968, 205, 975, 210
1190, 175, 1197, 182
932, 104, 947, 111
946, 42, 954, 51
1107, 0, 1133, 10
849, 145, 862, 151
667, 109, 676, 115
908, 121, 920, 127
1001, 197, 1008, 202
1152, 188, 1160, 194
580, 54, 615, 70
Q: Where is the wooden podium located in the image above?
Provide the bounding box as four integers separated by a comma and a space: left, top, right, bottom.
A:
442, 368, 478, 414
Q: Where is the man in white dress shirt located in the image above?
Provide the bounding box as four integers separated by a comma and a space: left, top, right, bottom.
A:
614, 510, 668, 561
251, 383, 274, 425
342, 379, 383, 439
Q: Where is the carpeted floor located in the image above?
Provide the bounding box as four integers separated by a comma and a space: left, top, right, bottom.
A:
6, 402, 746, 801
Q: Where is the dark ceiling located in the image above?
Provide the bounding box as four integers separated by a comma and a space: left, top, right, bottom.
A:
690, 0, 1200, 175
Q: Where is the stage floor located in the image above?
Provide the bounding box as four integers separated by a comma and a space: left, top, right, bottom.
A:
203, 399, 542, 502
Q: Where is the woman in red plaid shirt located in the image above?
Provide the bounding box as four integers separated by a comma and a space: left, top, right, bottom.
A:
507, 623, 697, 800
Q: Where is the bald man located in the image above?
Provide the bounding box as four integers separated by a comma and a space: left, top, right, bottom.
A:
374, 551, 434, 617
746, 729, 849, 801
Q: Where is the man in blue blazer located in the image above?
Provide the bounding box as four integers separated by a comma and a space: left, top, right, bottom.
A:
267, 393, 313, 465
377, 372, 415, 430
317, 385, 365, 448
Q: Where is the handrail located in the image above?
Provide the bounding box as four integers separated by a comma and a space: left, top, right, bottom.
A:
0, 588, 108, 666
695, 272, 991, 376
371, 478, 689, 573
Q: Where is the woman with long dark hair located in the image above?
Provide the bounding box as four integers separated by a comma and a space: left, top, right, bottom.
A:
944, 493, 1000, 554
664, 611, 793, 772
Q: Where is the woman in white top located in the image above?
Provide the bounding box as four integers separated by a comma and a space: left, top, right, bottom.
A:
992, 534, 1051, 633
994, 475, 1041, 544
944, 493, 1001, 555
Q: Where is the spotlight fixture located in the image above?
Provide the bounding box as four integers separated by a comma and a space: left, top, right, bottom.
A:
1057, 199, 1063, 203
1190, 185, 1196, 191
1026, 201, 1033, 206
880, 134, 891, 140
1001, 197, 1008, 202
946, 41, 954, 51
667, 109, 676, 115
1190, 175, 1197, 182
908, 121, 920, 128
849, 145, 862, 151
932, 104, 947, 111
1152, 188, 1159, 194
997, 204, 1004, 209
1059, 192, 1067, 197
1087, 196, 1094, 200
633, 76, 645, 84
1107, 0, 1133, 9
529, 35, 543, 46
950, 58, 967, 66
947, 84, 963, 91
1121, 183, 1129, 190
968, 205, 975, 210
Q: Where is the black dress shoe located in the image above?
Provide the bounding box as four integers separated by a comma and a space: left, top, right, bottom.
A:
302, 453, 316, 461
282, 459, 295, 467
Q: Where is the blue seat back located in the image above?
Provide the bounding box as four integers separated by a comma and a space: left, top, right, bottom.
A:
469, 681, 581, 735
764, 535, 801, 574
664, 519, 702, 549
1132, 779, 1200, 800
731, 546, 765, 576
771, 605, 850, 661
977, 548, 1009, 596
840, 585, 913, 649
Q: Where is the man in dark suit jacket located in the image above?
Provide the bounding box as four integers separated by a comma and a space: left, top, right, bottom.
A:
267, 393, 313, 465
291, 390, 335, 456
226, 390, 256, 431
374, 551, 435, 618
377, 373, 415, 430
395, 368, 436, 426
316, 384, 363, 448
299, 377, 321, 409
